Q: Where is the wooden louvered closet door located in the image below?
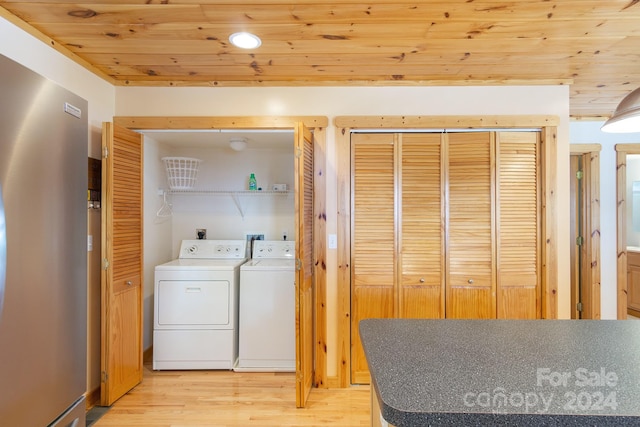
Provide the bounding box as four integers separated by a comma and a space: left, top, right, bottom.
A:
100, 123, 143, 405
496, 131, 541, 319
350, 130, 541, 384
351, 133, 395, 384
445, 132, 495, 318
400, 134, 444, 318
294, 122, 315, 407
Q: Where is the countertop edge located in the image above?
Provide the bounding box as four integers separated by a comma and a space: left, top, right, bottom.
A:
360, 319, 640, 427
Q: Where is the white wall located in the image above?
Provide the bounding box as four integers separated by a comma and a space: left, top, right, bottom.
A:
116, 85, 568, 117
143, 137, 173, 349
569, 121, 640, 319
162, 144, 295, 251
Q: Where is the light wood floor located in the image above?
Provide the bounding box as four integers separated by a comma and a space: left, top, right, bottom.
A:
94, 365, 370, 427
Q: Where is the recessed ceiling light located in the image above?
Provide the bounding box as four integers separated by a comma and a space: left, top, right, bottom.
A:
229, 32, 262, 49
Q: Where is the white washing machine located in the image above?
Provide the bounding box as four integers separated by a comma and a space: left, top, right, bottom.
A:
235, 240, 296, 372
153, 239, 247, 370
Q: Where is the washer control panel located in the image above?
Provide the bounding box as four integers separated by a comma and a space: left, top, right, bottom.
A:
252, 240, 295, 259
179, 240, 246, 259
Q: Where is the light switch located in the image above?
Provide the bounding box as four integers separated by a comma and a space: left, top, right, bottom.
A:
328, 233, 337, 249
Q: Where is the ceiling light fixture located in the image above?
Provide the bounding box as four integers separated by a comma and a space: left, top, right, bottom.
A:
229, 32, 262, 49
229, 137, 248, 151
602, 87, 640, 133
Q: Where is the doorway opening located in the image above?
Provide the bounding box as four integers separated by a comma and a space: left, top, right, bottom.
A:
108, 116, 327, 407
616, 145, 640, 319
569, 145, 601, 319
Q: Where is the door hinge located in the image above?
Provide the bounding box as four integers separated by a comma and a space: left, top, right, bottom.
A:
102, 146, 109, 159
576, 236, 584, 246
101, 371, 108, 383
577, 302, 583, 312
102, 258, 110, 270
295, 147, 302, 158
576, 170, 583, 180
295, 258, 302, 271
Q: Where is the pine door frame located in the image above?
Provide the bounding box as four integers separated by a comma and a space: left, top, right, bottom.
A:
334, 115, 560, 387
615, 143, 640, 319
112, 115, 329, 395
569, 144, 601, 319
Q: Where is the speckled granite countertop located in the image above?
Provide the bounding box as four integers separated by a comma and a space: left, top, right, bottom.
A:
360, 319, 640, 426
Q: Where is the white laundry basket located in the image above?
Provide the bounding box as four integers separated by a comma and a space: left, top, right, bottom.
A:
162, 157, 202, 189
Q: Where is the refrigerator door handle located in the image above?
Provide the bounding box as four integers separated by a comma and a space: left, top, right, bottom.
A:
0, 183, 5, 319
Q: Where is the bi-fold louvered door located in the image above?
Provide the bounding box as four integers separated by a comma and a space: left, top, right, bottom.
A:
351, 131, 540, 383
446, 132, 495, 318
496, 131, 541, 319
350, 133, 396, 384
399, 133, 444, 319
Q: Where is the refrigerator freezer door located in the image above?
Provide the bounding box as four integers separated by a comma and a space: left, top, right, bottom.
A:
49, 396, 86, 427
0, 55, 88, 426
0, 183, 5, 319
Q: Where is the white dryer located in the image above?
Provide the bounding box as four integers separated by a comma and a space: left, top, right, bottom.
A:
235, 240, 295, 372
153, 239, 247, 370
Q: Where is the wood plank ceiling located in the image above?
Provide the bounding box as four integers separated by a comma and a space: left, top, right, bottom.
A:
1, 0, 639, 118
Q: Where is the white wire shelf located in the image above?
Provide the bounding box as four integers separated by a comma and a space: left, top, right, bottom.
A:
165, 189, 292, 218
167, 189, 291, 196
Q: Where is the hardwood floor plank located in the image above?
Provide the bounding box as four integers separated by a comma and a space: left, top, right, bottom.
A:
94, 365, 370, 426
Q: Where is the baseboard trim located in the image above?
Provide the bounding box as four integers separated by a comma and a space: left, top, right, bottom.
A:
85, 386, 101, 410
143, 345, 153, 364
323, 376, 341, 388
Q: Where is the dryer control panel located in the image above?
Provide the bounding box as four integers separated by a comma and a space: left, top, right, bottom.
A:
252, 240, 295, 259
178, 240, 247, 259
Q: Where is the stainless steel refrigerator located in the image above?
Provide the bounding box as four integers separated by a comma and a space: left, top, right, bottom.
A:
0, 54, 88, 426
